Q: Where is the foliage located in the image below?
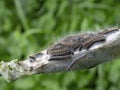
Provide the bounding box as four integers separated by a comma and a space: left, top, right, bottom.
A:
0, 0, 120, 90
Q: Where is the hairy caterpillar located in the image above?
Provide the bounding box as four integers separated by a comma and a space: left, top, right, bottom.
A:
28, 27, 119, 70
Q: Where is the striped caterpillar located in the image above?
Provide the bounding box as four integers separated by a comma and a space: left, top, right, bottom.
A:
29, 27, 119, 69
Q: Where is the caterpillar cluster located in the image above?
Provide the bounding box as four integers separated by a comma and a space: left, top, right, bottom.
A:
47, 27, 119, 61
28, 27, 119, 70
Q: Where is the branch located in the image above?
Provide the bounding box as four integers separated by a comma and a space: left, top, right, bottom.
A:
0, 28, 120, 82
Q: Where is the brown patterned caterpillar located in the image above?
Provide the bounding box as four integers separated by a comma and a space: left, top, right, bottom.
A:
28, 27, 119, 70
98, 28, 119, 34
47, 33, 106, 61
47, 27, 119, 69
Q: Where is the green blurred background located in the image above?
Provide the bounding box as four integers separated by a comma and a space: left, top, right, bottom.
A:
0, 0, 120, 90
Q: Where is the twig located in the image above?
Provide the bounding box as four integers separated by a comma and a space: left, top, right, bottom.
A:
0, 28, 120, 82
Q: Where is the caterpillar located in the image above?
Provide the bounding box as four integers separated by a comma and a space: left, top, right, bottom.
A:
28, 27, 119, 70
